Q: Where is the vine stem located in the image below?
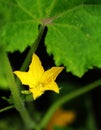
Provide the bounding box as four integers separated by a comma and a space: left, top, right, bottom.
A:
0, 105, 14, 113
20, 25, 45, 71
0, 25, 45, 130
39, 79, 101, 129
0, 48, 36, 129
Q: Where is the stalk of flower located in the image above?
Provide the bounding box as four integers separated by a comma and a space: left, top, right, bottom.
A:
14, 54, 64, 100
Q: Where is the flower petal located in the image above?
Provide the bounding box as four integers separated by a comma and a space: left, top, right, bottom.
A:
29, 81, 59, 100
42, 67, 64, 83
14, 71, 32, 85
29, 87, 44, 100
29, 54, 44, 84
44, 81, 59, 93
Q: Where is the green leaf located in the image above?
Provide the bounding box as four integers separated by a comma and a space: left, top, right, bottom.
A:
1, 0, 101, 76
0, 0, 38, 52
45, 4, 101, 77
0, 0, 85, 52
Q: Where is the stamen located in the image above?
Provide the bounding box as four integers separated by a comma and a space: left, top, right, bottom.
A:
38, 83, 43, 88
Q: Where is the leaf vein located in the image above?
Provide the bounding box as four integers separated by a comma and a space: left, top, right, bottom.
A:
53, 23, 78, 30
6, 20, 37, 25
16, 0, 36, 20
37, 0, 43, 17
51, 25, 66, 41
57, 4, 83, 19
47, 0, 57, 17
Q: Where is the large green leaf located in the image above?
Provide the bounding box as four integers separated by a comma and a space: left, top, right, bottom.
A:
46, 4, 101, 77
0, 0, 101, 76
0, 0, 84, 52
0, 0, 38, 52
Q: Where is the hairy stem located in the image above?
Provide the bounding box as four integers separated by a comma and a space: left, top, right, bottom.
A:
0, 105, 14, 113
0, 48, 35, 129
40, 79, 101, 129
20, 25, 45, 71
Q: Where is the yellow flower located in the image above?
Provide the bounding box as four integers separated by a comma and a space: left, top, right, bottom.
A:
14, 54, 64, 100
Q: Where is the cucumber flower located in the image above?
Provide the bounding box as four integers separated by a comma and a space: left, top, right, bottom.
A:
14, 54, 64, 100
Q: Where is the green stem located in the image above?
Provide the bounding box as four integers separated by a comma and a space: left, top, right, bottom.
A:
0, 105, 14, 113
0, 48, 35, 129
0, 25, 45, 124
40, 79, 101, 129
20, 25, 45, 71
86, 98, 97, 130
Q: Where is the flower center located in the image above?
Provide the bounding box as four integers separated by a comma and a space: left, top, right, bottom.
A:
36, 83, 44, 92
38, 83, 43, 88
